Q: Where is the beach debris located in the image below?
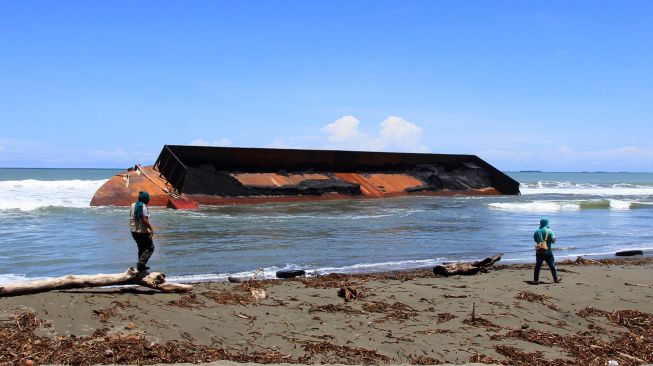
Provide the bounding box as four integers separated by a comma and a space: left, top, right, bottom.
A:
433, 253, 503, 276
409, 354, 445, 364
24, 360, 34, 366
463, 316, 501, 329
234, 312, 254, 320
625, 282, 651, 288
443, 294, 467, 298
515, 291, 560, 311
276, 269, 306, 279
167, 293, 206, 308
299, 340, 390, 364
615, 250, 644, 257
472, 302, 476, 321
608, 360, 619, 366
362, 301, 418, 321
575, 256, 599, 265
92, 301, 133, 323
0, 268, 192, 297
337, 287, 358, 302
1, 312, 301, 365
227, 276, 243, 283
308, 304, 364, 316
250, 288, 267, 303
433, 312, 457, 324
469, 353, 500, 363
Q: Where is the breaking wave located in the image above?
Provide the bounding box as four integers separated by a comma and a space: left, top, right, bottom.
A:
520, 182, 653, 196
488, 199, 653, 212
0, 179, 106, 211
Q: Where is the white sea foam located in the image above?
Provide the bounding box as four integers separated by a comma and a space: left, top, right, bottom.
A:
167, 258, 446, 284
489, 198, 653, 212
489, 201, 581, 212
0, 179, 106, 211
520, 182, 653, 196
0, 274, 50, 285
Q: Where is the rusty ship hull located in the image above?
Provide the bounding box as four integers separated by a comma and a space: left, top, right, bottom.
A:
90, 145, 520, 208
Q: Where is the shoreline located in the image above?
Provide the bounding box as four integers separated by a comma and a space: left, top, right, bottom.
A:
2, 257, 653, 365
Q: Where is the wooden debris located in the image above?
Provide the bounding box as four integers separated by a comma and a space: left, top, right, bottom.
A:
337, 287, 358, 302
0, 268, 192, 296
250, 288, 267, 303
433, 253, 503, 276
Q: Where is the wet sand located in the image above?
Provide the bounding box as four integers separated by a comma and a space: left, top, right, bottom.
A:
1, 257, 652, 365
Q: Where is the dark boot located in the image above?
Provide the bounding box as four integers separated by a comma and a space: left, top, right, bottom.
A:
137, 247, 153, 271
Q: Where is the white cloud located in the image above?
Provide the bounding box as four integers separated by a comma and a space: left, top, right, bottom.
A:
190, 138, 233, 147
320, 115, 365, 143
319, 115, 429, 153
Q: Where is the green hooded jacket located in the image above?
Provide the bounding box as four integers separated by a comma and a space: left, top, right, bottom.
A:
533, 218, 556, 253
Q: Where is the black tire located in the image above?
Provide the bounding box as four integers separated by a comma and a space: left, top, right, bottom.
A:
615, 250, 643, 257
276, 270, 306, 279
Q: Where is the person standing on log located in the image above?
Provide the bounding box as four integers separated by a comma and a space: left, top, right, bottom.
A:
130, 191, 155, 271
533, 217, 561, 284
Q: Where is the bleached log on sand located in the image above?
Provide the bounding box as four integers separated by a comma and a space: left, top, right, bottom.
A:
0, 268, 192, 296
433, 253, 503, 276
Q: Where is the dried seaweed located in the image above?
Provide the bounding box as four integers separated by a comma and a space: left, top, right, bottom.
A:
409, 354, 446, 364
308, 304, 364, 316
494, 345, 559, 366
299, 273, 360, 289
577, 306, 611, 319
299, 340, 390, 364
502, 319, 653, 366
362, 301, 418, 321
167, 293, 206, 308
462, 316, 502, 329
201, 290, 254, 305
469, 353, 503, 364
92, 301, 133, 323
434, 312, 457, 324
515, 291, 560, 310
0, 312, 303, 366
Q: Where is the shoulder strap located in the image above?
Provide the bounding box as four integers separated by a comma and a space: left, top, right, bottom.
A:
544, 229, 550, 241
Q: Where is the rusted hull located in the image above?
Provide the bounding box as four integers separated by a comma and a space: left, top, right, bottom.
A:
90, 145, 519, 208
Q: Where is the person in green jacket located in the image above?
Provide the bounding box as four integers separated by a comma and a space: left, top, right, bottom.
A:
129, 191, 155, 271
533, 217, 561, 284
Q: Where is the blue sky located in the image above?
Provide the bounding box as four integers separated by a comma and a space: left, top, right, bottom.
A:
0, 1, 651, 171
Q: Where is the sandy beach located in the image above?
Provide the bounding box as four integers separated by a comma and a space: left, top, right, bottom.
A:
1, 257, 652, 365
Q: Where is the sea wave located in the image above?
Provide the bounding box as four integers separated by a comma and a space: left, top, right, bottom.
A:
489, 199, 653, 212
0, 179, 106, 211
520, 181, 653, 196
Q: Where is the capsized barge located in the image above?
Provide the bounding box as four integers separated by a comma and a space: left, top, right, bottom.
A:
90, 145, 520, 209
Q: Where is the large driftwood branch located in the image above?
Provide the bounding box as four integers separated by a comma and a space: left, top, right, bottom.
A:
0, 268, 192, 297
433, 253, 503, 276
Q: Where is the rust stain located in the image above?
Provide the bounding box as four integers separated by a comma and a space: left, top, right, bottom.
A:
364, 174, 424, 193
91, 166, 502, 208
89, 166, 171, 207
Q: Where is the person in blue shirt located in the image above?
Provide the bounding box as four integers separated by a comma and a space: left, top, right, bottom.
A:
533, 217, 561, 284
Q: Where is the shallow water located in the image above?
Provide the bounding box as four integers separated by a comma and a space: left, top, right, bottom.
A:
1, 169, 652, 284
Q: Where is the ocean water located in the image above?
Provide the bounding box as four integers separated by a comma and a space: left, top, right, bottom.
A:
1, 168, 652, 285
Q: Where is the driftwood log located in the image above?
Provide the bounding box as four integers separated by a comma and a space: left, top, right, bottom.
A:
0, 268, 192, 297
433, 253, 503, 276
